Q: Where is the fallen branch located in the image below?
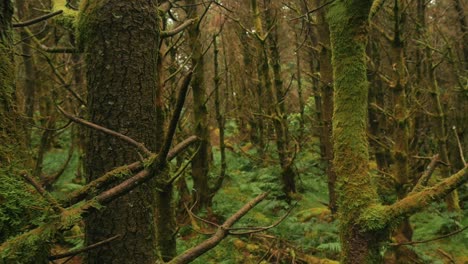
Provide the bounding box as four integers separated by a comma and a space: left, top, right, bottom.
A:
168, 193, 269, 264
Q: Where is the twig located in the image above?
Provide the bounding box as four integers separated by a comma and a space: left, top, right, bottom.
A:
389, 226, 467, 246
437, 248, 455, 264
13, 10, 63, 27
228, 203, 296, 235
49, 235, 121, 260
57, 106, 153, 157
167, 145, 200, 185
289, 0, 335, 21
452, 126, 467, 166
168, 193, 269, 264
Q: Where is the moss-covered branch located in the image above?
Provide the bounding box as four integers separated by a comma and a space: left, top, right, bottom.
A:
386, 166, 467, 220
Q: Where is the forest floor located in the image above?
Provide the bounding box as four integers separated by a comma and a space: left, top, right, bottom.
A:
43, 127, 467, 263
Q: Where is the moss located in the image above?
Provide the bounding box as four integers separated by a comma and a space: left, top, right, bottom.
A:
75, 0, 107, 51
358, 204, 388, 231
51, 0, 79, 30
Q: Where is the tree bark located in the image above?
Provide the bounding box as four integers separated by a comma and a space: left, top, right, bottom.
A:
78, 1, 162, 263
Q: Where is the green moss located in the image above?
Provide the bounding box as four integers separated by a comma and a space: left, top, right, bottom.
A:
51, 0, 79, 30
358, 204, 388, 231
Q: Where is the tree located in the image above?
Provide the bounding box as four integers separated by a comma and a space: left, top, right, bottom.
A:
77, 0, 163, 262
327, 0, 467, 262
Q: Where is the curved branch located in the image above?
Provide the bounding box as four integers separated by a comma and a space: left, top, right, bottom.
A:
389, 226, 467, 246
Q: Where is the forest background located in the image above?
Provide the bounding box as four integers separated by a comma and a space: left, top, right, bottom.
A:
0, 0, 467, 263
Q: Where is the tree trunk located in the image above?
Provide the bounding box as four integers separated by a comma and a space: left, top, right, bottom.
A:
78, 1, 162, 263
315, 0, 337, 213
327, 1, 386, 262
186, 0, 213, 210
265, 0, 297, 197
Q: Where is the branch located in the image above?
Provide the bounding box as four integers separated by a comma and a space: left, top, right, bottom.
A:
411, 154, 440, 193
452, 126, 467, 167
13, 10, 63, 27
289, 0, 335, 21
168, 193, 269, 264
49, 235, 121, 260
228, 203, 295, 235
63, 136, 198, 206
161, 18, 197, 38
57, 106, 153, 157
389, 226, 467, 246
21, 172, 64, 213
158, 72, 193, 163
387, 166, 468, 220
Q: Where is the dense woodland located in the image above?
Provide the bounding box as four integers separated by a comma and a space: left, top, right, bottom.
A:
0, 0, 467, 263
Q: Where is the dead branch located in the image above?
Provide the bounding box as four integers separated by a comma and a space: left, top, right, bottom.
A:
168, 193, 269, 264
228, 203, 296, 235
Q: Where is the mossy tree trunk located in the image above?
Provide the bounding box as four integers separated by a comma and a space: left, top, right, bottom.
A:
0, 0, 25, 164
327, 1, 386, 262
77, 1, 163, 263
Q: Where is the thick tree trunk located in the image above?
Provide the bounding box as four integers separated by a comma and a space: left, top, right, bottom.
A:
327, 1, 386, 262
78, 1, 162, 263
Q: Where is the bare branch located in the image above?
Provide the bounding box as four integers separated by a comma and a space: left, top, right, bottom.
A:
57, 106, 153, 157
168, 193, 269, 264
49, 235, 121, 260
411, 154, 440, 193
452, 126, 467, 167
389, 226, 467, 246
13, 10, 63, 27
161, 18, 197, 38
158, 72, 193, 162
